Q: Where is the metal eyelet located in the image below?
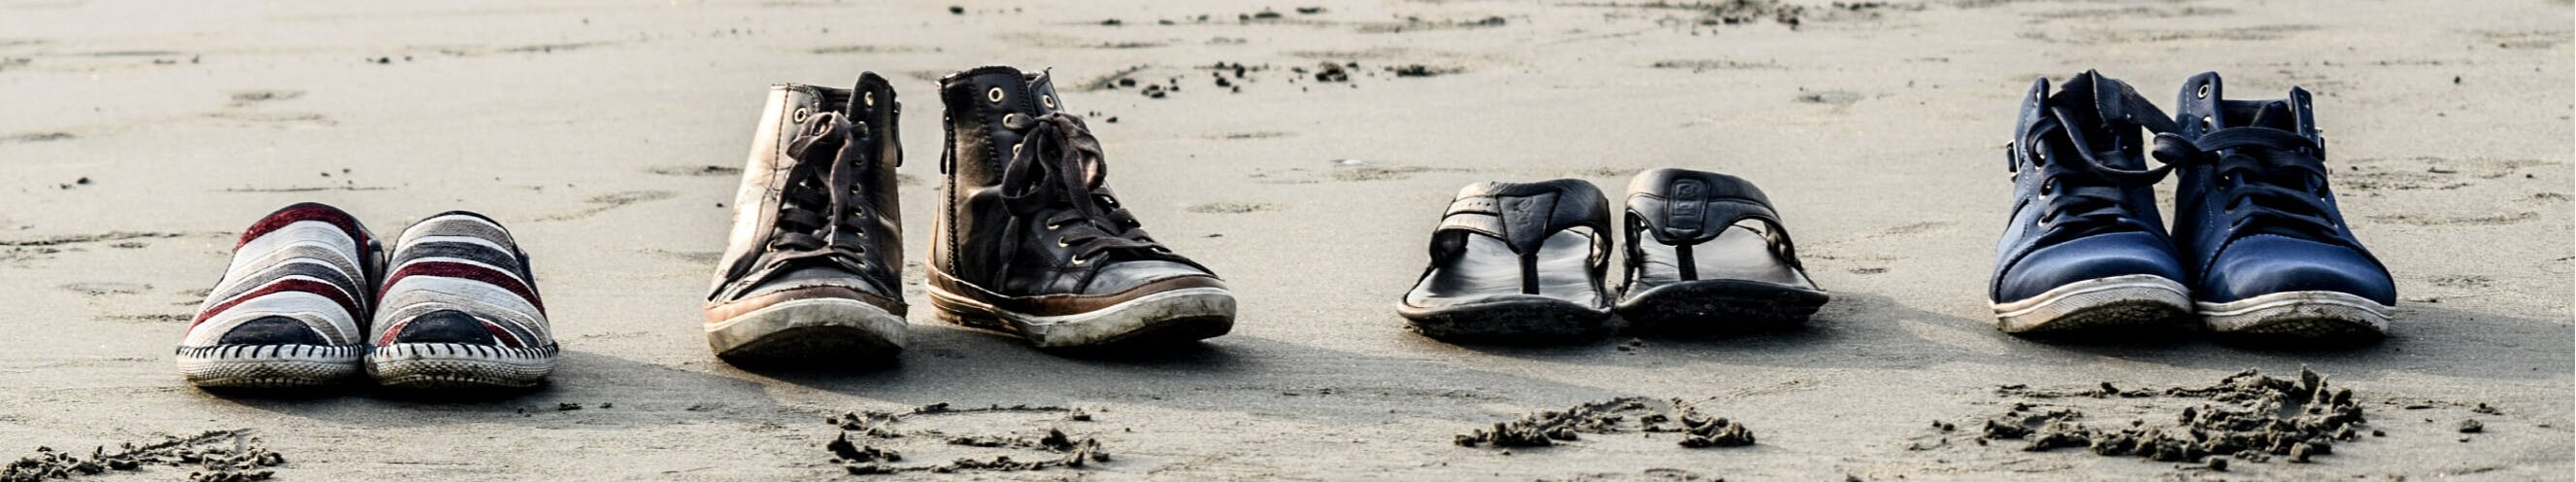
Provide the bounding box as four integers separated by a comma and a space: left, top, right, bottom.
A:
1040, 94, 1055, 109
2194, 84, 2210, 99
2201, 116, 2215, 129
791, 107, 810, 122
1056, 239, 1070, 248
987, 87, 1006, 104
1069, 256, 1088, 266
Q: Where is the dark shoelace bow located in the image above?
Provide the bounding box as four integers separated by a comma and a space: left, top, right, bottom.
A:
2020, 99, 2181, 248
2152, 126, 2343, 242
759, 112, 877, 273
997, 112, 1178, 266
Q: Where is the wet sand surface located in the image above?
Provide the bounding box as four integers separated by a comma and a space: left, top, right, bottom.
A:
1, 0, 2569, 479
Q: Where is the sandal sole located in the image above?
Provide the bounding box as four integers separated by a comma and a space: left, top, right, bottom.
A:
1616, 280, 1827, 332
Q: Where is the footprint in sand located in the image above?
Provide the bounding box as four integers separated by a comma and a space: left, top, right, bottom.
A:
227, 89, 303, 106
1, 131, 74, 143
537, 190, 678, 222
2367, 212, 2538, 227
58, 282, 150, 296
645, 165, 744, 177
1186, 202, 1279, 214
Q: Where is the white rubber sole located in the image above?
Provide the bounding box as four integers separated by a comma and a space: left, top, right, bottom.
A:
928, 285, 1236, 349
704, 297, 909, 360
1990, 274, 2192, 333
2198, 291, 2392, 338
367, 343, 559, 389
176, 344, 364, 388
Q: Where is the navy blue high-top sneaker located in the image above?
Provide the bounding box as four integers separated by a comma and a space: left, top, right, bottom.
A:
1989, 71, 2193, 334
2157, 72, 2394, 340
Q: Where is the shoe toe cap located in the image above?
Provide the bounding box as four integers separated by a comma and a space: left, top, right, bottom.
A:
2201, 237, 2395, 304
216, 316, 331, 346
1996, 232, 2187, 302
385, 309, 500, 345
1084, 260, 1219, 295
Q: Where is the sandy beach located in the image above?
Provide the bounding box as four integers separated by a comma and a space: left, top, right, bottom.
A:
2, 0, 2570, 479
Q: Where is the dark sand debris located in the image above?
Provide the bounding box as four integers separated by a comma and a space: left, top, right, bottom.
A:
1975, 368, 2370, 465
1455, 397, 1756, 449
2, 430, 284, 482
824, 403, 1108, 476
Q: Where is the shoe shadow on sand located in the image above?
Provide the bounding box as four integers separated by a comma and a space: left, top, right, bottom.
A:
1418, 291, 2571, 386
196, 350, 790, 429
1993, 298, 2569, 383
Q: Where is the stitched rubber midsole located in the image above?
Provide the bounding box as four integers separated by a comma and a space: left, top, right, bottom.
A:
1989, 274, 2191, 331
928, 284, 1234, 347
704, 297, 910, 353
2197, 291, 2392, 334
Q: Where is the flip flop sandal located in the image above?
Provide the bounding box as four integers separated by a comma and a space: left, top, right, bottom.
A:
1398, 180, 1616, 341
1615, 168, 1828, 331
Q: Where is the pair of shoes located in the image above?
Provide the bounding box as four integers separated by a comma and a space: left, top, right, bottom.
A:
704, 67, 1234, 362
1397, 169, 1826, 340
176, 203, 558, 389
1989, 70, 2394, 341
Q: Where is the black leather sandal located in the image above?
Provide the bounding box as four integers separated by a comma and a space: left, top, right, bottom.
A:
1398, 180, 1615, 340
1615, 168, 1827, 330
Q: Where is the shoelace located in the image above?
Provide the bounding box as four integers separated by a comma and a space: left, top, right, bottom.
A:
758, 112, 877, 273
2152, 126, 2343, 243
2019, 96, 2181, 248
997, 112, 1176, 266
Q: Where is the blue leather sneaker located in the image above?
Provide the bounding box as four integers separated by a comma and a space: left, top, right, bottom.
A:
2157, 72, 2395, 339
1989, 71, 2194, 334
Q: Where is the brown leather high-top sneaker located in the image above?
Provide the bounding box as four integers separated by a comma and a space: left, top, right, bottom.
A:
927, 66, 1235, 349
704, 74, 908, 362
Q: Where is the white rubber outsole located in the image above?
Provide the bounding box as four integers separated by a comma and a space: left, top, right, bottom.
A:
367, 343, 559, 389
2198, 291, 2392, 338
929, 286, 1236, 348
704, 297, 910, 360
176, 344, 365, 388
1990, 274, 2192, 333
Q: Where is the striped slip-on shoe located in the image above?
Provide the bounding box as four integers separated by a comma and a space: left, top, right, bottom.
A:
178, 202, 380, 388
367, 212, 560, 389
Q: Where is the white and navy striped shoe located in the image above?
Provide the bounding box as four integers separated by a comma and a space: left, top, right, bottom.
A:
366, 212, 559, 389
178, 203, 381, 388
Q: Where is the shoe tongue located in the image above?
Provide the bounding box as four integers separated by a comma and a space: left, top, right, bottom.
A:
2245, 100, 2296, 131
941, 66, 1062, 118
2041, 72, 2145, 169
1024, 70, 1063, 115
845, 72, 891, 120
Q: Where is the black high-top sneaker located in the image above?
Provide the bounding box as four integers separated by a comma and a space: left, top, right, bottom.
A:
704, 74, 909, 362
927, 66, 1235, 349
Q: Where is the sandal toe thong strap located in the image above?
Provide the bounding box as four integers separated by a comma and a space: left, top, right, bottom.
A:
1623, 169, 1806, 273
1433, 180, 1612, 256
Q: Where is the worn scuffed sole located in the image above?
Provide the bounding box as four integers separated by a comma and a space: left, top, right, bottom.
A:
1991, 274, 2193, 334
1400, 297, 1613, 342
706, 297, 909, 362
2200, 291, 2391, 341
929, 286, 1236, 349
368, 343, 559, 389
1616, 280, 1828, 331
176, 344, 364, 388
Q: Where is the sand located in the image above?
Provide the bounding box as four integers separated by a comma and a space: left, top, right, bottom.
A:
0, 0, 2568, 480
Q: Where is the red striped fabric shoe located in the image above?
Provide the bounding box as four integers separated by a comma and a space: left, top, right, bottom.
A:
177, 202, 380, 388
366, 212, 559, 389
